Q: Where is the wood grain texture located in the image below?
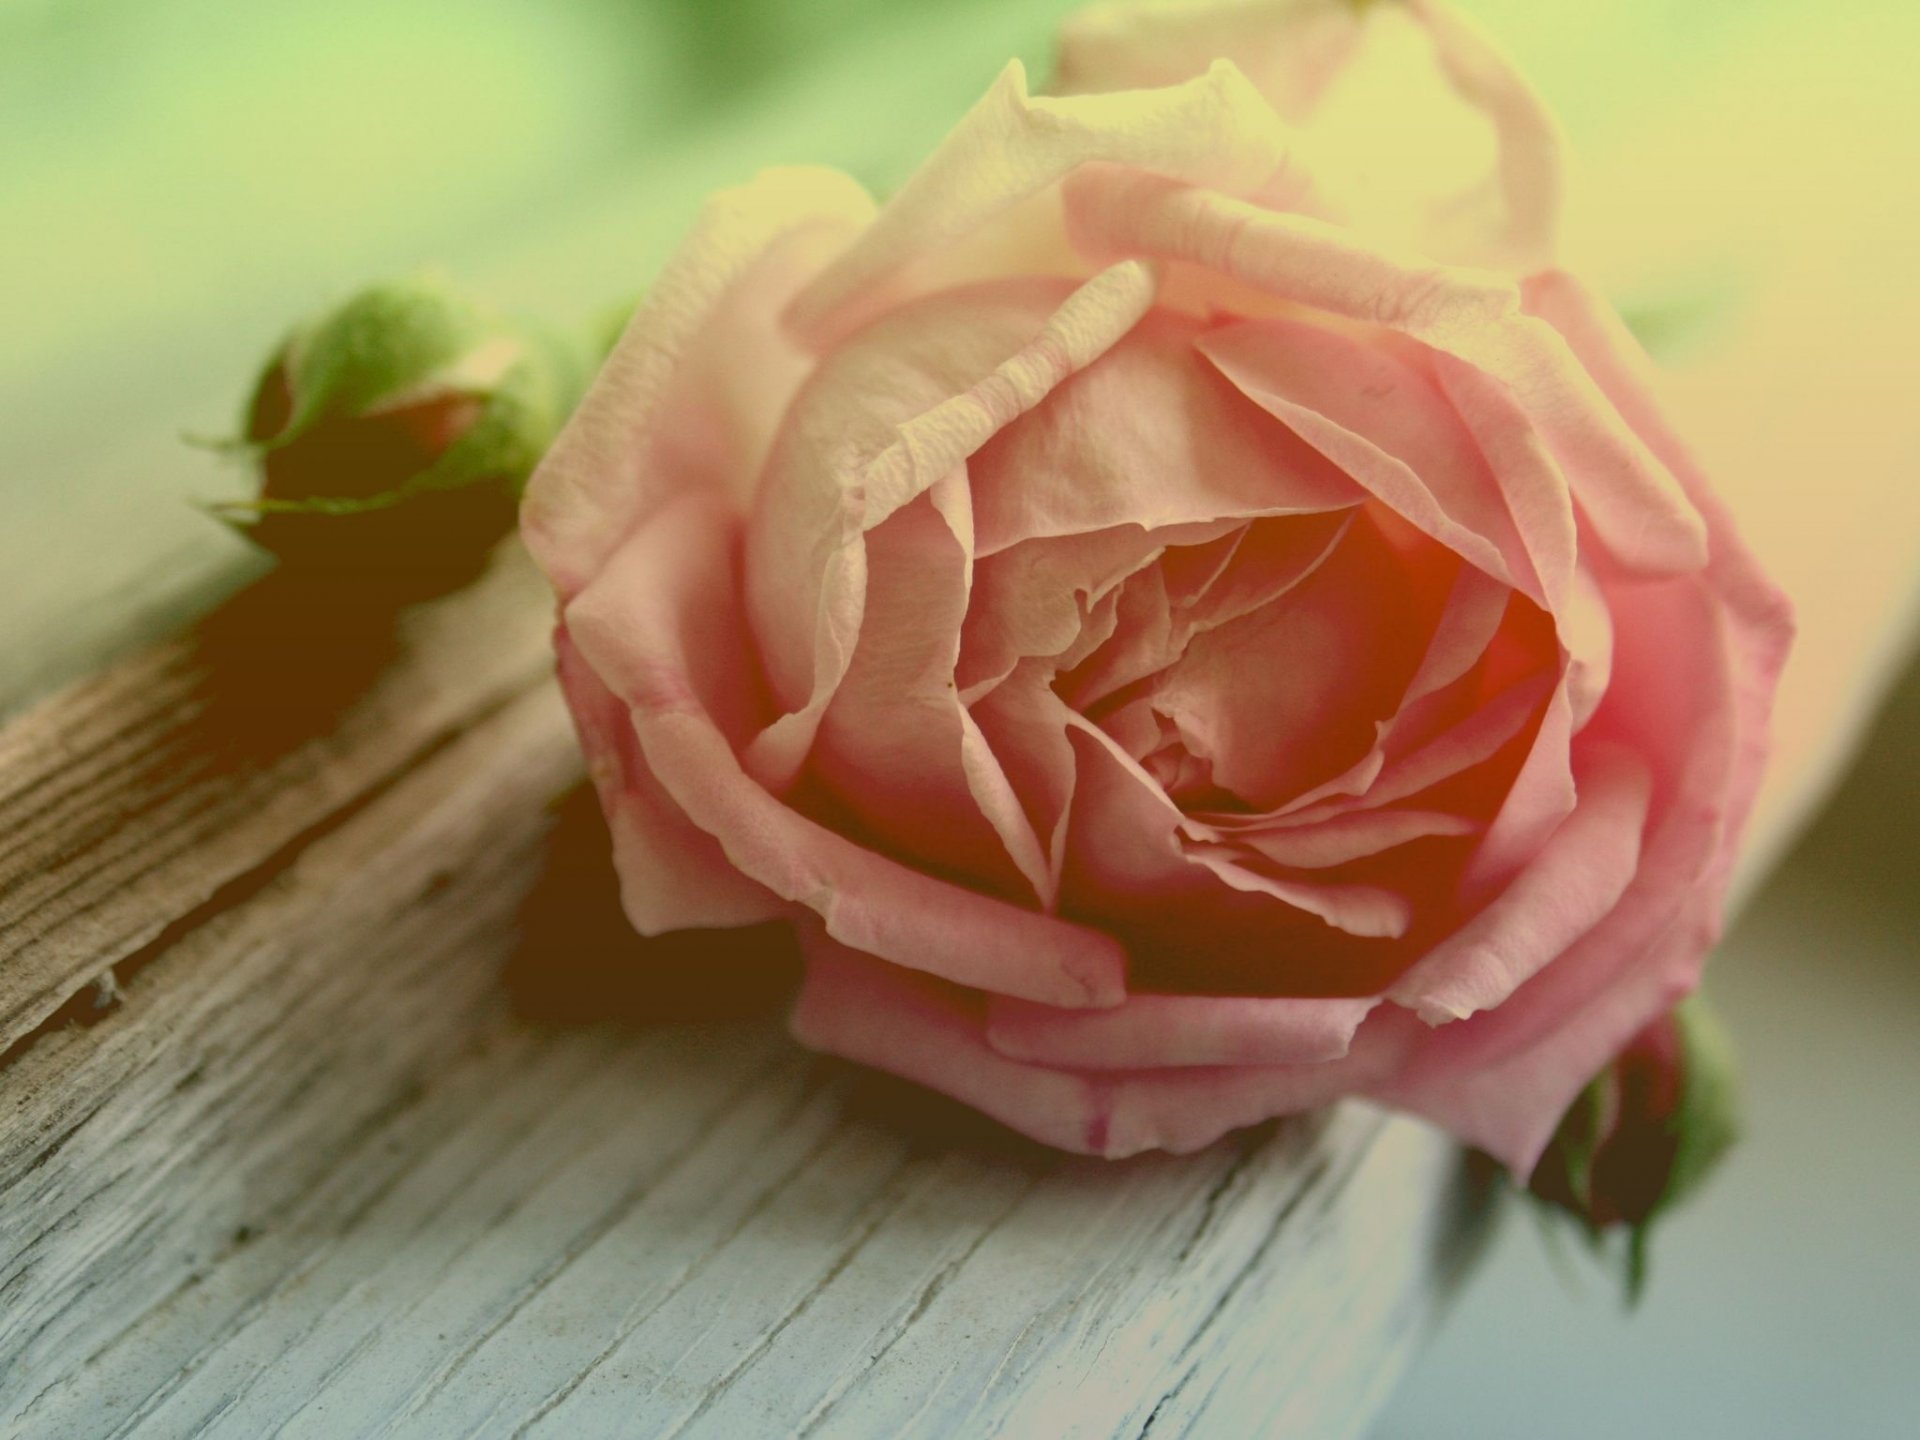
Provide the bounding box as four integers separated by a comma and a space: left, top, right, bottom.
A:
0, 543, 554, 1057
0, 550, 1490, 1438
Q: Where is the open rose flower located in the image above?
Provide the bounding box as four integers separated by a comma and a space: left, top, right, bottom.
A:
520, 0, 1790, 1173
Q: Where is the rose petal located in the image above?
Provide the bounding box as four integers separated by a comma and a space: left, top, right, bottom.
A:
986, 991, 1380, 1070
1375, 572, 1746, 1172
1058, 0, 1561, 270
1402, 560, 1515, 706
958, 519, 1238, 699
787, 58, 1317, 346
1217, 560, 1515, 822
1061, 168, 1710, 575
812, 479, 1052, 904
1374, 908, 1709, 1178
1058, 714, 1209, 909
1198, 314, 1539, 603
1564, 562, 1615, 731
1061, 718, 1411, 952
1146, 512, 1426, 809
1400, 0, 1562, 266
1382, 259, 1797, 1167
1461, 673, 1575, 892
1296, 667, 1555, 820
523, 166, 874, 599
554, 628, 786, 933
1209, 808, 1479, 871
1158, 524, 1254, 607
1175, 510, 1358, 638
745, 264, 1161, 792
1056, 565, 1179, 712
968, 304, 1361, 559
968, 659, 1083, 899
567, 488, 1128, 1011
1184, 844, 1413, 940
1388, 741, 1652, 1024
792, 933, 1415, 1158
1055, 0, 1367, 123
1424, 348, 1575, 611
1523, 268, 1794, 891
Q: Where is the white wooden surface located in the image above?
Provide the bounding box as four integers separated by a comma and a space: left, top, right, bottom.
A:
0, 543, 1490, 1438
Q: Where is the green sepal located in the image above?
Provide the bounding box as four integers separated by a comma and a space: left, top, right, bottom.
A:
269, 274, 494, 449
1536, 1066, 1613, 1225
1635, 996, 1741, 1245
1519, 994, 1742, 1307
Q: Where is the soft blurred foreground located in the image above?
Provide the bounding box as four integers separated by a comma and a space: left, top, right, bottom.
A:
5, 2, 1917, 1435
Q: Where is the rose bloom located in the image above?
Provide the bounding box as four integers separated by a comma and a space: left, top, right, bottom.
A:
521, 0, 1791, 1173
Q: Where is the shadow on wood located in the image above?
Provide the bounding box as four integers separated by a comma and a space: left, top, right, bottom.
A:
502, 783, 804, 1027
0, 541, 557, 1060
0, 565, 411, 1056
180, 562, 413, 754
502, 785, 1071, 1165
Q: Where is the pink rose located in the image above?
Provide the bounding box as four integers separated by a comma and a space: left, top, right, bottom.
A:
521, 0, 1790, 1174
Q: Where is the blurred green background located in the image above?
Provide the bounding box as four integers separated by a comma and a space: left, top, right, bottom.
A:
3, 0, 1079, 705
3, 3, 1915, 1435
0, 0, 1835, 708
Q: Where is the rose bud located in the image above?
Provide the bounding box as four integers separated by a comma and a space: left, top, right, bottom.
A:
1526, 996, 1738, 1299
210, 275, 588, 598
521, 0, 1791, 1171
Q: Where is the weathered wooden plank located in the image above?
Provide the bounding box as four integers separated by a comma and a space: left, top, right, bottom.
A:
0, 564, 1487, 1438
0, 542, 555, 1056
0, 681, 583, 1421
